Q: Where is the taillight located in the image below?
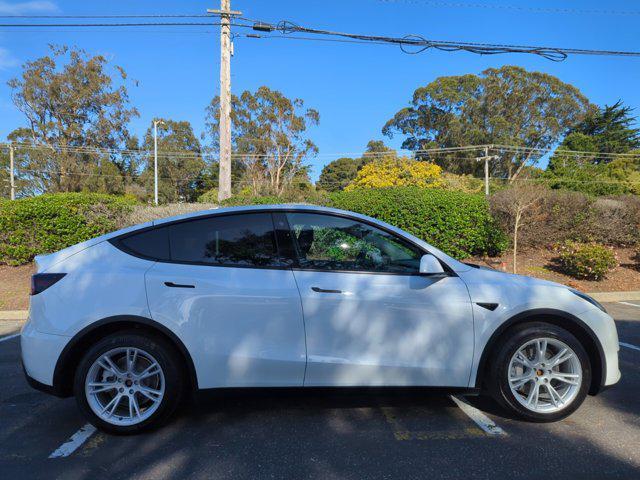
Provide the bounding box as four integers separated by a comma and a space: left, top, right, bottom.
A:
30, 273, 66, 295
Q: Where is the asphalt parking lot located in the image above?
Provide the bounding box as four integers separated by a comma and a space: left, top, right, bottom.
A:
1, 302, 639, 480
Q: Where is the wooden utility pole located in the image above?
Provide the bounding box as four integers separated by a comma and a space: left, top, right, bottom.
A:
475, 146, 498, 196
9, 144, 15, 200
208, 1, 241, 202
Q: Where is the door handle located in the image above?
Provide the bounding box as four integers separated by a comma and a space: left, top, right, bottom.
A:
164, 281, 195, 289
311, 287, 343, 294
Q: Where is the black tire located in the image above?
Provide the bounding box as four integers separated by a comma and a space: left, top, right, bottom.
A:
488, 322, 591, 422
73, 331, 184, 435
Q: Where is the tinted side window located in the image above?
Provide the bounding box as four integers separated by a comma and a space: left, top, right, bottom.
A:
286, 212, 423, 273
117, 227, 170, 261
168, 213, 283, 267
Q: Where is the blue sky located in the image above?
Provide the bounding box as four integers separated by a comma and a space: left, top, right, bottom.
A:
0, 0, 639, 179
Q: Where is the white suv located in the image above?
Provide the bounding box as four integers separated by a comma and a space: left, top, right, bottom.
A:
21, 205, 620, 434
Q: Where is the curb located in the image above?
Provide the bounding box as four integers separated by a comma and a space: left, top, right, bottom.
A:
589, 291, 640, 303
0, 311, 28, 321
1, 291, 639, 321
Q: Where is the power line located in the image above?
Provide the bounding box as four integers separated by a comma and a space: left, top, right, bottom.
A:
241, 33, 391, 46
3, 142, 639, 161
0, 22, 237, 28
376, 1, 640, 16
0, 14, 212, 19
492, 144, 640, 159
260, 20, 640, 61
2, 15, 639, 61
7, 168, 640, 187
16, 6, 635, 19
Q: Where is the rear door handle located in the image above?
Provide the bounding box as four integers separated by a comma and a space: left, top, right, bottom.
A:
311, 287, 343, 294
164, 281, 195, 289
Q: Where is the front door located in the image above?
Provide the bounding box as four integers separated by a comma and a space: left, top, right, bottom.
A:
284, 212, 474, 387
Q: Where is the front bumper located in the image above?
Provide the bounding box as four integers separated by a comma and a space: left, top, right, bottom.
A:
578, 307, 621, 391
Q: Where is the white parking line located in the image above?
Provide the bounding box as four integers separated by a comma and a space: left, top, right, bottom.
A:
450, 395, 506, 436
620, 342, 640, 352
619, 301, 640, 308
0, 333, 20, 343
48, 424, 97, 458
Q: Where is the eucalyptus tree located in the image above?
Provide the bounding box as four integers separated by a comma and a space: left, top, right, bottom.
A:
7, 45, 138, 193
206, 86, 319, 195
383, 66, 590, 180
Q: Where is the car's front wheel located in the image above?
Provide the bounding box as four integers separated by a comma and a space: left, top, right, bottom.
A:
74, 331, 183, 434
489, 322, 591, 422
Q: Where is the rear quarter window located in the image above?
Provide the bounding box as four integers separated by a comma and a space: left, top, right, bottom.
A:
115, 227, 170, 261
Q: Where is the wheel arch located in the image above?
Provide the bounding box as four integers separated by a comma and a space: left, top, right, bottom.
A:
475, 308, 606, 395
52, 315, 198, 398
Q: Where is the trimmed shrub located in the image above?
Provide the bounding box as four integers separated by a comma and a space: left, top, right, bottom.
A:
197, 188, 219, 203
0, 193, 136, 265
328, 187, 507, 258
220, 188, 329, 207
441, 173, 484, 194
221, 194, 284, 206
591, 196, 640, 246
557, 241, 618, 280
122, 203, 218, 227
490, 189, 640, 248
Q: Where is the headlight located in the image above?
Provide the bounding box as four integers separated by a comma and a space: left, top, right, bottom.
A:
569, 288, 607, 313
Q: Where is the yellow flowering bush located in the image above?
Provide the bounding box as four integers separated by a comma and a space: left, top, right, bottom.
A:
345, 157, 443, 191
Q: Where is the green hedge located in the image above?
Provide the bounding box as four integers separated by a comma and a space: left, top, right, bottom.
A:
328, 187, 507, 258
1, 188, 506, 265
0, 193, 136, 265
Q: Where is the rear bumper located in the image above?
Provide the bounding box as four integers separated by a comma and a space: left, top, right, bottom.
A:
20, 319, 70, 394
22, 363, 66, 397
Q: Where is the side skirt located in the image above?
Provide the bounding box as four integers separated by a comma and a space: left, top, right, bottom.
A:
195, 386, 481, 399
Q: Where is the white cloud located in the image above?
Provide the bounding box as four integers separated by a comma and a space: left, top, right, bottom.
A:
0, 1, 59, 15
0, 47, 19, 70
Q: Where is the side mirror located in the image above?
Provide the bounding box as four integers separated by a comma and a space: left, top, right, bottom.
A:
419, 254, 445, 275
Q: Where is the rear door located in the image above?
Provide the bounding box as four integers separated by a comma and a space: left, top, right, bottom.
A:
284, 212, 474, 387
143, 212, 306, 389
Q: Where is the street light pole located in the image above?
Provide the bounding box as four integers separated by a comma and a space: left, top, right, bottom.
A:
153, 119, 165, 205
9, 144, 15, 200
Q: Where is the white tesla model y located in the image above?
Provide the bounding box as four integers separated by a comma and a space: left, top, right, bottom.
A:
21, 205, 620, 434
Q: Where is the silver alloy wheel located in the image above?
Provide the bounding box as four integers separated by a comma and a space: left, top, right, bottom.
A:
85, 347, 165, 426
508, 337, 582, 414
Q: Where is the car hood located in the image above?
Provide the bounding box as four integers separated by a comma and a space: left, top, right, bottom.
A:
459, 264, 573, 302
461, 264, 565, 289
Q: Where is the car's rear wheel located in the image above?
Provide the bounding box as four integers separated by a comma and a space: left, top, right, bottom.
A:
489, 322, 591, 422
74, 331, 183, 434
